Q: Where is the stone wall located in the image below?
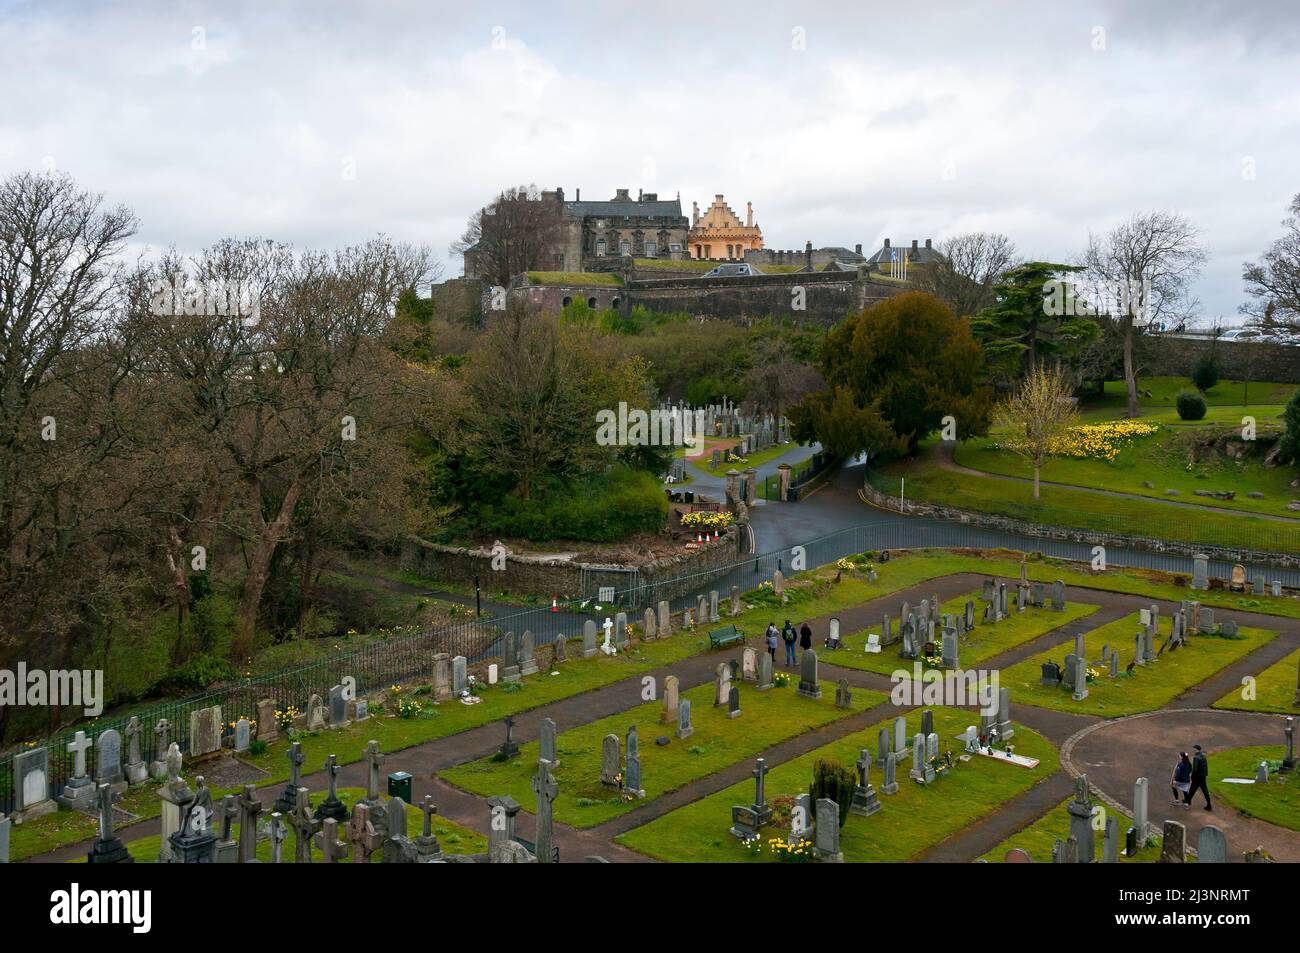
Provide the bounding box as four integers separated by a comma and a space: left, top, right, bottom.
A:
1144, 335, 1300, 384
400, 525, 745, 601
626, 272, 904, 325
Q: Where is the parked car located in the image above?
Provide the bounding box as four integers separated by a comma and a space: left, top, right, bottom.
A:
702, 262, 762, 278
1219, 327, 1265, 342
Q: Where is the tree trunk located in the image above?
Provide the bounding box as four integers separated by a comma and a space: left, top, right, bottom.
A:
1122, 317, 1138, 418
1033, 462, 1041, 500
232, 477, 304, 661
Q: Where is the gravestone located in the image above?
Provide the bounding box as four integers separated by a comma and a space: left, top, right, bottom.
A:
1071, 655, 1089, 701
1191, 554, 1209, 590
835, 678, 852, 709
582, 620, 598, 658
520, 632, 538, 677
433, 652, 453, 697
614, 611, 629, 647
643, 608, 657, 641
741, 646, 758, 682
124, 717, 148, 786
14, 743, 54, 816
813, 798, 843, 863
1133, 777, 1150, 842
657, 600, 672, 638
236, 784, 262, 863
255, 699, 278, 744
1159, 820, 1186, 863
730, 586, 742, 616
274, 741, 306, 816
233, 718, 250, 754
315, 816, 349, 863
85, 783, 132, 864
600, 734, 621, 787
347, 802, 383, 864
1051, 580, 1065, 611
797, 649, 822, 699
189, 705, 222, 757
941, 630, 958, 669
710, 590, 720, 622
499, 715, 519, 759
882, 751, 899, 794
313, 754, 349, 823
920, 709, 934, 738
539, 717, 560, 769
662, 675, 680, 723
1066, 775, 1095, 863
94, 729, 124, 787
676, 699, 694, 739
533, 759, 559, 864
328, 684, 349, 727
757, 652, 773, 690
1197, 825, 1227, 863
1040, 660, 1061, 686
624, 726, 645, 798
894, 716, 908, 755
453, 655, 468, 694
58, 731, 96, 810
849, 749, 882, 817
502, 631, 521, 682
150, 719, 172, 779
714, 662, 732, 706
728, 685, 741, 719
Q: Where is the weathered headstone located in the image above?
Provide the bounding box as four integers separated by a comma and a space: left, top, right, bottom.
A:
662, 675, 680, 723
600, 734, 621, 787
1159, 820, 1186, 863
189, 705, 223, 757
813, 798, 843, 862
519, 632, 538, 677
502, 631, 521, 682
1197, 825, 1227, 863
676, 698, 694, 739
797, 649, 822, 699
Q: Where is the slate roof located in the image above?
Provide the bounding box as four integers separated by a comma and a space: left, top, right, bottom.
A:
565, 199, 686, 220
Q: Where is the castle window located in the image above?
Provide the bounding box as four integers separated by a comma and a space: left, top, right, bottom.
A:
587, 297, 597, 308
595, 240, 606, 256
645, 241, 657, 258
620, 241, 631, 256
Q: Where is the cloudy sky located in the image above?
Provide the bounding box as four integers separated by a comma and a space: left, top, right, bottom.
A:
2, 0, 1297, 320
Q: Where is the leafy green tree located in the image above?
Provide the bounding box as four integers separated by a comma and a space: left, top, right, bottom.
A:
389, 286, 437, 363
971, 262, 1100, 379
791, 292, 992, 459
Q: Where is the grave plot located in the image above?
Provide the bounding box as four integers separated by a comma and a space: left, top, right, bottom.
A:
828, 588, 1098, 676
69, 788, 488, 863
1200, 740, 1300, 832
999, 611, 1276, 717
1213, 646, 1300, 715
615, 706, 1058, 863
982, 793, 1169, 863
440, 662, 887, 829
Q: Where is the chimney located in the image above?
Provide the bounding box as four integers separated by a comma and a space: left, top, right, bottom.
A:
912, 239, 919, 250
638, 188, 643, 201
576, 187, 580, 201
692, 201, 699, 226
805, 240, 813, 269
556, 187, 564, 202
883, 238, 891, 249
855, 243, 862, 256
925, 238, 932, 249
615, 188, 630, 200
746, 201, 753, 227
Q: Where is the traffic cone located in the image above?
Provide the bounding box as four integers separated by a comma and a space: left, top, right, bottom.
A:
551, 596, 558, 612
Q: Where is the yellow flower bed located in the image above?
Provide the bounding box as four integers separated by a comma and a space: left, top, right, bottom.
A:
1000, 420, 1158, 462
680, 510, 734, 530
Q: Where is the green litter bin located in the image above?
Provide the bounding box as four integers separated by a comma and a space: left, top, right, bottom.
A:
388, 771, 412, 804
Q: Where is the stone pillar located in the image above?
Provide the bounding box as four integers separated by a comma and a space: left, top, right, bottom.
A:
777, 463, 792, 502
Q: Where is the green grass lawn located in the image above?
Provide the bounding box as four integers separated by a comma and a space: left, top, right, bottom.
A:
615, 706, 1059, 862
1205, 746, 1300, 831
874, 456, 1300, 554
526, 271, 623, 286
980, 796, 1166, 862
1092, 376, 1296, 410
828, 592, 1098, 676
1213, 647, 1300, 714
952, 421, 1298, 518
999, 612, 1277, 717
69, 787, 487, 863
441, 678, 886, 829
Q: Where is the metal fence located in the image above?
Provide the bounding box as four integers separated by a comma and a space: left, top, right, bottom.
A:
3, 512, 1298, 814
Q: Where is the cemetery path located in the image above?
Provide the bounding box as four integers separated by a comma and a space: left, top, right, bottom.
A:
1063, 708, 1300, 862
928, 442, 1300, 524
917, 772, 1076, 862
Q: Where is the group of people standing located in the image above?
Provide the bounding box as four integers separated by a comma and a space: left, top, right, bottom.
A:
764, 619, 813, 666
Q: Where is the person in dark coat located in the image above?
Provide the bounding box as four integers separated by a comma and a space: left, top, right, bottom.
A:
799, 621, 813, 651
1184, 744, 1212, 810
1171, 752, 1192, 805
779, 621, 796, 666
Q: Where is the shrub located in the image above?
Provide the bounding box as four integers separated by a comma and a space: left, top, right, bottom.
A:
1175, 388, 1207, 421
809, 758, 856, 828
1280, 388, 1300, 464
471, 467, 667, 542
153, 653, 235, 694
1191, 351, 1220, 392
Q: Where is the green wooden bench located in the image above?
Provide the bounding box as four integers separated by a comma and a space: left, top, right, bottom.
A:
708, 624, 745, 649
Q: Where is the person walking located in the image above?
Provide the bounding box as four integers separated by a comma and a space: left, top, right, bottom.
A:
1184, 744, 1212, 810
764, 622, 778, 663
1171, 752, 1192, 806
781, 620, 797, 666
799, 621, 813, 652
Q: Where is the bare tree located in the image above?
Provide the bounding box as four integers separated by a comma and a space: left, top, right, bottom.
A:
914, 232, 1018, 318
451, 185, 565, 288
1242, 193, 1300, 331
740, 337, 825, 422
994, 364, 1078, 500
1083, 211, 1206, 417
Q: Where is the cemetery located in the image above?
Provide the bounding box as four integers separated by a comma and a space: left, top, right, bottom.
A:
1001, 611, 1278, 716
441, 673, 887, 828
5, 547, 1300, 866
